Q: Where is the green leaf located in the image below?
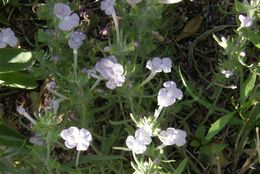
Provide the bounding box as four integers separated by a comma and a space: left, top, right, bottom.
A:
0, 124, 26, 147
0, 72, 38, 89
235, 0, 250, 13
205, 112, 235, 141
190, 140, 200, 147
0, 48, 33, 73
241, 29, 260, 48
37, 29, 51, 43
173, 158, 188, 174
196, 124, 206, 139
240, 72, 257, 104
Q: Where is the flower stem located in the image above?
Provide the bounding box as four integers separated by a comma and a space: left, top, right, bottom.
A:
154, 105, 164, 118
23, 112, 37, 125
75, 151, 81, 168
48, 88, 68, 100
140, 72, 157, 87
90, 78, 102, 91
73, 49, 78, 80
46, 132, 51, 173
112, 12, 120, 43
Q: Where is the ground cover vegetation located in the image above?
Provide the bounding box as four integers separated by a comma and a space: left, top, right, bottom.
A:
0, 0, 259, 173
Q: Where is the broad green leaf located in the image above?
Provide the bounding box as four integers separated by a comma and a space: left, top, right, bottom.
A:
159, 0, 182, 4
205, 112, 235, 141
0, 48, 33, 73
240, 72, 257, 104
0, 72, 38, 89
173, 158, 188, 174
241, 29, 260, 48
235, 0, 250, 13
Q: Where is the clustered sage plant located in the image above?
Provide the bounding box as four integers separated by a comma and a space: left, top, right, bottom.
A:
1, 0, 258, 173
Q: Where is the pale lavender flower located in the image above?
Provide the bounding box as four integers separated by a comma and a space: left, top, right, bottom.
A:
157, 81, 183, 107
29, 133, 44, 145
0, 28, 18, 48
54, 3, 80, 31
54, 3, 72, 19
239, 15, 254, 28
68, 31, 85, 50
158, 128, 187, 146
100, 0, 116, 15
46, 81, 56, 90
16, 106, 36, 125
126, 127, 152, 154
103, 46, 110, 52
146, 57, 172, 73
60, 127, 92, 151
49, 99, 60, 113
94, 55, 125, 89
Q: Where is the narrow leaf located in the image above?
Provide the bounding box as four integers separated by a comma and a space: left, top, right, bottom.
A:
205, 112, 235, 141
173, 158, 188, 174
240, 72, 257, 104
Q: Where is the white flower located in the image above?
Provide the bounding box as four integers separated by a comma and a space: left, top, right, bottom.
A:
219, 36, 228, 49
126, 127, 152, 154
0, 28, 18, 48
157, 81, 183, 107
221, 69, 234, 78
146, 57, 172, 73
100, 0, 116, 16
239, 15, 254, 28
68, 31, 85, 50
158, 128, 187, 146
240, 52, 246, 57
94, 55, 125, 89
60, 127, 92, 151
54, 3, 80, 31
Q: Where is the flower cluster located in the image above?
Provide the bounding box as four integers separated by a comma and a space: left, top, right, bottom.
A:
146, 57, 172, 73
126, 127, 152, 154
60, 126, 92, 151
54, 3, 80, 31
221, 69, 234, 78
68, 31, 85, 50
157, 81, 183, 107
93, 55, 125, 89
0, 28, 18, 48
140, 57, 172, 86
100, 0, 116, 16
126, 124, 187, 154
